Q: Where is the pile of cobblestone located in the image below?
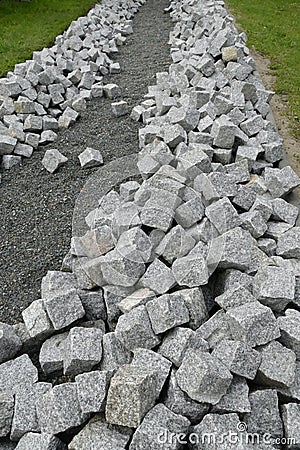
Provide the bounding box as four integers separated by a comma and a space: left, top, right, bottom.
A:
1, 0, 300, 448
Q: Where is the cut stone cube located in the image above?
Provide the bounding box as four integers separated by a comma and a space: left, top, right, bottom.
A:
277, 227, 300, 259
271, 198, 298, 225
103, 83, 121, 99
63, 327, 104, 376
265, 166, 300, 198
115, 305, 160, 351
191, 413, 241, 450
197, 310, 233, 349
226, 301, 280, 347
2, 155, 22, 170
15, 433, 65, 450
206, 197, 241, 234
78, 147, 103, 168
0, 355, 38, 395
78, 290, 107, 321
212, 339, 261, 380
212, 376, 251, 414
240, 114, 264, 136
22, 300, 53, 340
41, 270, 76, 299
105, 364, 157, 428
215, 285, 256, 311
37, 383, 88, 435
163, 124, 187, 148
176, 349, 232, 405
100, 332, 132, 371
130, 403, 190, 450
111, 101, 129, 117
172, 253, 209, 287
211, 115, 237, 149
75, 370, 113, 414
172, 288, 208, 330
278, 309, 300, 358
146, 294, 190, 334
44, 290, 85, 330
117, 288, 155, 314
0, 323, 22, 364
281, 403, 300, 449
41, 149, 68, 174
0, 392, 14, 438
241, 210, 268, 238
39, 333, 68, 376
140, 259, 176, 294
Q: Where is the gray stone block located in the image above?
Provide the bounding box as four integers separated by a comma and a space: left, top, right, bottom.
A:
37, 383, 88, 435
0, 355, 38, 395
163, 124, 187, 148
177, 146, 212, 180
140, 258, 176, 294
240, 210, 267, 238
197, 310, 233, 349
212, 376, 251, 414
103, 83, 121, 99
15, 433, 65, 450
22, 300, 53, 340
111, 101, 129, 117
115, 305, 160, 351
265, 166, 300, 198
215, 285, 256, 311
105, 364, 157, 428
212, 339, 261, 380
100, 248, 145, 287
211, 115, 237, 149
146, 293, 190, 334
63, 326, 104, 376
171, 288, 208, 330
281, 403, 300, 449
14, 143, 34, 158
78, 147, 103, 168
244, 389, 283, 440
10, 383, 51, 441
120, 181, 140, 202
41, 149, 68, 174
174, 196, 205, 229
277, 227, 300, 259
0, 323, 22, 364
172, 252, 209, 287
253, 265, 295, 312
130, 403, 190, 450
271, 198, 298, 225
41, 270, 76, 298
68, 415, 132, 450
206, 197, 241, 234
78, 289, 107, 321
257, 340, 296, 389
131, 348, 172, 398
0, 392, 14, 438
100, 332, 132, 372
39, 333, 68, 376
278, 309, 300, 359
257, 237, 277, 256
117, 288, 156, 314
103, 285, 135, 326
226, 301, 280, 347
44, 290, 85, 330
2, 155, 22, 170
176, 349, 232, 405
75, 370, 113, 414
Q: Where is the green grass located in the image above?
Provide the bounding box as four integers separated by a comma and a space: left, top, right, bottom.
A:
226, 0, 300, 138
0, 0, 96, 76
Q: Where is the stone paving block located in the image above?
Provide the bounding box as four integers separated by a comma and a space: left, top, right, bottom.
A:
25, 132, 39, 149
190, 413, 241, 450
271, 198, 298, 225
257, 237, 277, 256
163, 124, 187, 148
250, 196, 273, 221
158, 327, 208, 367
115, 305, 160, 351
2, 155, 22, 170
120, 181, 140, 201
177, 146, 212, 180
15, 432, 65, 450
39, 130, 57, 146
75, 370, 113, 414
257, 340, 296, 389
215, 285, 256, 311
100, 332, 132, 371
41, 149, 68, 173
14, 99, 35, 114
240, 210, 268, 238
176, 349, 232, 405
215, 268, 253, 296
253, 265, 295, 312
278, 309, 300, 358
155, 225, 195, 263
277, 360, 300, 401
240, 114, 264, 136
105, 364, 157, 428
164, 368, 210, 424
72, 256, 103, 290
0, 392, 14, 438
222, 46, 238, 62
263, 141, 285, 163
103, 83, 121, 99
212, 376, 251, 414
244, 389, 283, 440
58, 107, 79, 129
207, 227, 270, 273
281, 403, 300, 449
44, 290, 85, 330
131, 348, 172, 398
22, 299, 53, 340
68, 415, 132, 450
172, 288, 209, 330
0, 323, 22, 364
111, 100, 129, 117
100, 248, 145, 287
39, 332, 68, 376
146, 293, 190, 334
130, 403, 190, 450
172, 249, 209, 287
211, 115, 237, 149
72, 226, 114, 257
116, 227, 152, 263
117, 288, 155, 313
212, 339, 261, 380
37, 383, 88, 435
197, 310, 233, 349
226, 301, 280, 347
103, 285, 135, 326
205, 197, 241, 234
264, 166, 300, 198
140, 258, 176, 294
112, 201, 141, 237
14, 143, 34, 158
77, 289, 107, 321
175, 196, 205, 229
78, 147, 103, 168
194, 172, 238, 203
277, 227, 300, 259
63, 326, 104, 376
236, 145, 260, 168
0, 355, 38, 395
266, 220, 294, 240
232, 185, 257, 211
10, 382, 51, 441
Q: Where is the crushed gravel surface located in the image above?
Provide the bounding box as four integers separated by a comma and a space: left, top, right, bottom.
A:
0, 0, 171, 324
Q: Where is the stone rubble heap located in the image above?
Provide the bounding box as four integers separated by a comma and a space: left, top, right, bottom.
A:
0, 0, 140, 174
1, 0, 300, 448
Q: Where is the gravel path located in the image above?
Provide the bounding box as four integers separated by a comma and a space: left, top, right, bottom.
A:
0, 0, 171, 325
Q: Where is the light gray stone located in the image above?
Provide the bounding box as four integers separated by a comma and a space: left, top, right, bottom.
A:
240, 210, 268, 238
0, 355, 38, 395
277, 227, 300, 259
140, 258, 176, 294
103, 84, 121, 99
44, 290, 85, 330
212, 376, 251, 414
63, 326, 104, 376
15, 433, 65, 450
105, 364, 157, 428
174, 196, 205, 229
146, 293, 190, 334
117, 288, 155, 313
197, 310, 233, 349
111, 101, 129, 117
281, 403, 300, 449
215, 285, 256, 311
172, 252, 209, 287
155, 225, 195, 263
100, 332, 132, 371
14, 143, 34, 158
171, 288, 208, 330
0, 323, 22, 364
2, 155, 22, 170
75, 370, 113, 414
271, 198, 298, 225
278, 309, 300, 358
206, 197, 241, 234
265, 166, 300, 198
115, 305, 160, 351
22, 300, 53, 340
41, 270, 76, 298
211, 115, 237, 149
39, 333, 68, 376
78, 147, 103, 168
0, 392, 14, 438
176, 349, 232, 405
41, 149, 68, 174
